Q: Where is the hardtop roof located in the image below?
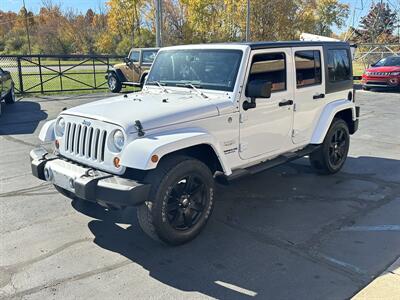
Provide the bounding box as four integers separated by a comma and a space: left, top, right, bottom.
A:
240, 41, 350, 49
160, 41, 351, 52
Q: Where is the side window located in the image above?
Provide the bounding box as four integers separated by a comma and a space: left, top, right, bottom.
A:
249, 52, 286, 92
142, 51, 157, 64
295, 50, 322, 88
328, 49, 351, 82
129, 51, 140, 62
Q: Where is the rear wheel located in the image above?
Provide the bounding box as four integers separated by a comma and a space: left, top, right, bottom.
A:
4, 85, 15, 104
310, 118, 350, 175
137, 156, 215, 245
107, 73, 122, 93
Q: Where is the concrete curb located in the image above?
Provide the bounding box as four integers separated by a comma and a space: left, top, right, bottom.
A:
353, 257, 400, 299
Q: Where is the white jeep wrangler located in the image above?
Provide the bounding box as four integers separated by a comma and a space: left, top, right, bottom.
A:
31, 42, 360, 245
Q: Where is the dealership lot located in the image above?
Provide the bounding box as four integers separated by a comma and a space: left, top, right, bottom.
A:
0, 90, 399, 299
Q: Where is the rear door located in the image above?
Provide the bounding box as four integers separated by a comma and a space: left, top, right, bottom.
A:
292, 47, 326, 144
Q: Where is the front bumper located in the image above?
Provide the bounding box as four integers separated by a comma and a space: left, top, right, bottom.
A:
30, 148, 150, 207
362, 77, 400, 88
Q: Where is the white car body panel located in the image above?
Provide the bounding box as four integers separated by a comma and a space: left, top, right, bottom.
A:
291, 46, 326, 144
310, 99, 356, 144
39, 119, 56, 142
120, 128, 232, 174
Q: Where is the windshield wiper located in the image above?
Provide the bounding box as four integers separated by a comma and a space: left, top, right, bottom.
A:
176, 83, 208, 99
147, 81, 169, 93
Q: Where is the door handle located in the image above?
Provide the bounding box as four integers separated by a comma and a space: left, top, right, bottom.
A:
313, 93, 325, 99
278, 99, 293, 107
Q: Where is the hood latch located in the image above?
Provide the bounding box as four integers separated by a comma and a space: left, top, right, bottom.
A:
135, 120, 145, 137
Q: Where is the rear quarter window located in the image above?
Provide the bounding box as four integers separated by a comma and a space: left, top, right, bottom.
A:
328, 49, 351, 82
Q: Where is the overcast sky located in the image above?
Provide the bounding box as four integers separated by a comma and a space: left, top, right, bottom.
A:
0, 0, 393, 33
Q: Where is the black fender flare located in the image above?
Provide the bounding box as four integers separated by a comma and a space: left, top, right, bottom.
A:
107, 68, 127, 83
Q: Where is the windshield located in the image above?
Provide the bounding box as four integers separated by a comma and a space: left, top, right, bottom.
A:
375, 56, 400, 67
146, 49, 243, 92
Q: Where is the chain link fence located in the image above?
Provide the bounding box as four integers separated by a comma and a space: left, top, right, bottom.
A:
0, 55, 124, 94
353, 43, 400, 67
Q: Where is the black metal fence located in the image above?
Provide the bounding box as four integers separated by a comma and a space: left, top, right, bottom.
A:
0, 54, 124, 94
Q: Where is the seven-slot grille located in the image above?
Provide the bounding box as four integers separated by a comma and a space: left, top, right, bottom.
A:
64, 122, 107, 162
368, 72, 391, 76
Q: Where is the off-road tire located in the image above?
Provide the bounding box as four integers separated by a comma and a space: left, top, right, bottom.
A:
310, 118, 350, 175
137, 156, 215, 245
4, 85, 16, 104
107, 73, 122, 93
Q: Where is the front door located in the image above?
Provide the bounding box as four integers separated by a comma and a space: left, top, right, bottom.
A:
239, 48, 295, 160
291, 47, 326, 144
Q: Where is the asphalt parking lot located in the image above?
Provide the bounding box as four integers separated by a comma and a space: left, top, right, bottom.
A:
0, 90, 399, 299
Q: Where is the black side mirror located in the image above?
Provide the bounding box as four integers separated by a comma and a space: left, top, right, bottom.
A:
370, 63, 376, 67
124, 57, 131, 64
243, 80, 272, 110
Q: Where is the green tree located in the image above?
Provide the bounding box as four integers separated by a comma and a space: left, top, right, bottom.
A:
355, 2, 397, 43
313, 0, 349, 36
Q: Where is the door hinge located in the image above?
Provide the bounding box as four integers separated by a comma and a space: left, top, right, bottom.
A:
293, 103, 297, 112
292, 129, 299, 137
239, 113, 248, 123
239, 143, 248, 152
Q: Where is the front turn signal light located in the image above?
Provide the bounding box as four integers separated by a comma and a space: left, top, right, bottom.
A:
113, 157, 121, 168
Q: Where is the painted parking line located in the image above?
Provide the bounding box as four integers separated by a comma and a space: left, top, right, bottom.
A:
318, 254, 366, 275
341, 225, 400, 232
215, 280, 258, 297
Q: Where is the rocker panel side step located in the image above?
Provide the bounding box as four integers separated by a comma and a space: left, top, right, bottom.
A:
216, 144, 320, 184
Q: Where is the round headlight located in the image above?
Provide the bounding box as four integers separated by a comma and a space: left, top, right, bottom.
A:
113, 130, 125, 151
55, 117, 65, 136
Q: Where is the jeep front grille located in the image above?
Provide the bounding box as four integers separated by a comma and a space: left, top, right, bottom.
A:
369, 72, 390, 76
64, 122, 107, 162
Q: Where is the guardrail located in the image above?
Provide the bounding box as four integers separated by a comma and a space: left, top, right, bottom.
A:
0, 54, 124, 94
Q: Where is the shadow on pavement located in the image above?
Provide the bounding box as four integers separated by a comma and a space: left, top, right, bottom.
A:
354, 83, 400, 93
71, 155, 400, 299
0, 100, 47, 135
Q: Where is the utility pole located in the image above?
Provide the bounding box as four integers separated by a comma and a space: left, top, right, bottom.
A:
155, 0, 163, 47
245, 0, 250, 41
22, 0, 32, 55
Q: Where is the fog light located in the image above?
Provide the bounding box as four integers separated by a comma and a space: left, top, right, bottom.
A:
113, 157, 121, 168
44, 167, 53, 181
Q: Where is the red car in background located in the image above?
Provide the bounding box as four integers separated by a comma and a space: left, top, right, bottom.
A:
362, 56, 400, 90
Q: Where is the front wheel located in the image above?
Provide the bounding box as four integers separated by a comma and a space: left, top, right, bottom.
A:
107, 73, 122, 93
137, 156, 215, 245
310, 118, 350, 175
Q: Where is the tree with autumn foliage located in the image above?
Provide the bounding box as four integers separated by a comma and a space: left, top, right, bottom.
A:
0, 0, 353, 55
